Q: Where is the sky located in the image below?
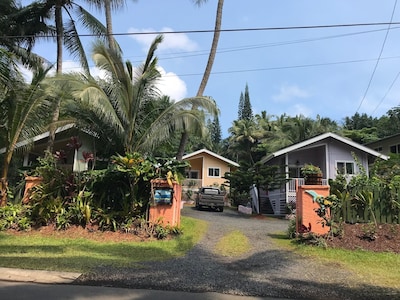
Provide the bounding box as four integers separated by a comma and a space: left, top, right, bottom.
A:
21, 0, 400, 137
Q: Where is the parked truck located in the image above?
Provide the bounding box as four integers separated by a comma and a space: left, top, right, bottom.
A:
195, 187, 225, 212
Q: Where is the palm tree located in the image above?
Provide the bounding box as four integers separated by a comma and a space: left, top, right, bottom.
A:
36, 0, 107, 152
228, 118, 263, 164
60, 36, 218, 154
86, 0, 135, 51
176, 0, 224, 160
0, 62, 52, 206
0, 0, 51, 69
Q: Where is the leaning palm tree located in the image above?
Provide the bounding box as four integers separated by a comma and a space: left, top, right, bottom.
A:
0, 61, 53, 206
60, 35, 218, 154
176, 0, 224, 160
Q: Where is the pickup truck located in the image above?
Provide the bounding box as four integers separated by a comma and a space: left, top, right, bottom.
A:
195, 187, 225, 212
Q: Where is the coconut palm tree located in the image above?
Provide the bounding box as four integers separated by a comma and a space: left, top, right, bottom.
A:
228, 118, 263, 164
176, 0, 224, 160
35, 0, 107, 152
0, 0, 51, 69
86, 0, 135, 51
60, 36, 218, 154
0, 61, 53, 206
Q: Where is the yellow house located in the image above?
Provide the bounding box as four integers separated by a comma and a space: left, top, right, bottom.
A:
182, 149, 239, 189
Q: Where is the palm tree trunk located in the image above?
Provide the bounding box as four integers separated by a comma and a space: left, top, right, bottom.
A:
0, 150, 12, 206
176, 0, 224, 160
104, 0, 116, 50
47, 0, 63, 153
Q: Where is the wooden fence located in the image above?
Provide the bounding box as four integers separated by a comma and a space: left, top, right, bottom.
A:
333, 200, 400, 224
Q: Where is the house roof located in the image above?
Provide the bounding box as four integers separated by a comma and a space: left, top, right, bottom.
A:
182, 149, 240, 167
364, 132, 400, 146
0, 124, 76, 155
261, 132, 389, 163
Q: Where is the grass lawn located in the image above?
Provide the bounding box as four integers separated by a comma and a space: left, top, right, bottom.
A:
271, 233, 400, 289
214, 230, 251, 257
0, 216, 208, 273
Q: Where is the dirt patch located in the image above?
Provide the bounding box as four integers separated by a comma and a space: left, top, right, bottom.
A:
327, 223, 400, 253
8, 224, 160, 243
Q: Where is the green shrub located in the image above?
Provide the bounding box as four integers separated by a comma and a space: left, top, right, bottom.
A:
0, 204, 31, 231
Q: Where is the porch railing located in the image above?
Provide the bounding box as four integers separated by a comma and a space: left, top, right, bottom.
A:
287, 178, 329, 203
182, 179, 202, 189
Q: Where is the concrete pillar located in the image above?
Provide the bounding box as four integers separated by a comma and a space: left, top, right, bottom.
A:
296, 185, 330, 235
149, 179, 182, 227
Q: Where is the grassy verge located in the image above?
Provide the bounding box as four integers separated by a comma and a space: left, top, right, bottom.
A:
214, 230, 251, 257
0, 216, 208, 273
271, 233, 400, 289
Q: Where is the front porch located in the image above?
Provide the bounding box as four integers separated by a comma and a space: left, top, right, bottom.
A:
266, 178, 329, 215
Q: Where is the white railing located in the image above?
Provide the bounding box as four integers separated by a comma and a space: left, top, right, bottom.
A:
182, 179, 202, 189
268, 189, 286, 215
267, 178, 330, 215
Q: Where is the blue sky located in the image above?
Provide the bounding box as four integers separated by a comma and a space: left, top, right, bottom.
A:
23, 0, 400, 137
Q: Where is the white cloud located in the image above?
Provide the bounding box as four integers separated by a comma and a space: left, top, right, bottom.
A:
128, 27, 198, 52
290, 104, 313, 117
157, 67, 187, 101
19, 60, 187, 101
272, 84, 310, 102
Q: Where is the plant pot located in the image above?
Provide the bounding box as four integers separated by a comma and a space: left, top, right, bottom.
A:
304, 174, 322, 185
23, 176, 43, 203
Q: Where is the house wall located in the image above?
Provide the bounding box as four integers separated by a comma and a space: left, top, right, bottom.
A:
325, 139, 368, 179
366, 134, 400, 155
185, 153, 232, 188
187, 158, 202, 179
73, 136, 94, 172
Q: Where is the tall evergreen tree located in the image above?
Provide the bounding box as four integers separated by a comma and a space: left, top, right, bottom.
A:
207, 115, 222, 152
237, 92, 244, 120
242, 83, 253, 121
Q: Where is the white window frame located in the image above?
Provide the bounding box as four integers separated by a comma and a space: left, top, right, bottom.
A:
336, 161, 355, 175
208, 167, 220, 178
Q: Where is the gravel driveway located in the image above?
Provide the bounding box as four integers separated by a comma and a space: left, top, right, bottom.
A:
76, 207, 399, 299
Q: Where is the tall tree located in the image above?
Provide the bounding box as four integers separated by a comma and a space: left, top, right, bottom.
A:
86, 0, 136, 50
0, 61, 52, 206
237, 92, 244, 120
176, 0, 224, 160
0, 0, 51, 69
60, 36, 218, 154
242, 83, 253, 121
228, 118, 263, 164
37, 0, 107, 152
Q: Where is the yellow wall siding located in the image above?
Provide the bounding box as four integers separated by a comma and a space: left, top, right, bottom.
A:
185, 153, 232, 188
188, 158, 203, 178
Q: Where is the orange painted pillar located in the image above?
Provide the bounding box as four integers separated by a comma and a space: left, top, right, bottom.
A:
296, 185, 330, 235
149, 179, 182, 227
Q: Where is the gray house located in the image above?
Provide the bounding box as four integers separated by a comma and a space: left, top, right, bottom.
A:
364, 133, 400, 156
260, 132, 388, 215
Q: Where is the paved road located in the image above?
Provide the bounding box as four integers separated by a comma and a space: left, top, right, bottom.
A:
0, 281, 283, 300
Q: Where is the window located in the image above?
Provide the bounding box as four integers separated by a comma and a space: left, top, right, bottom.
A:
208, 167, 220, 177
374, 146, 383, 153
187, 170, 199, 179
336, 161, 355, 175
390, 144, 400, 154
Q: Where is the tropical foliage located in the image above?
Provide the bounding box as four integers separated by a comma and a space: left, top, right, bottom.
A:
59, 35, 217, 155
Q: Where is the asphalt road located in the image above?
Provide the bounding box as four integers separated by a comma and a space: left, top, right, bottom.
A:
0, 281, 285, 300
